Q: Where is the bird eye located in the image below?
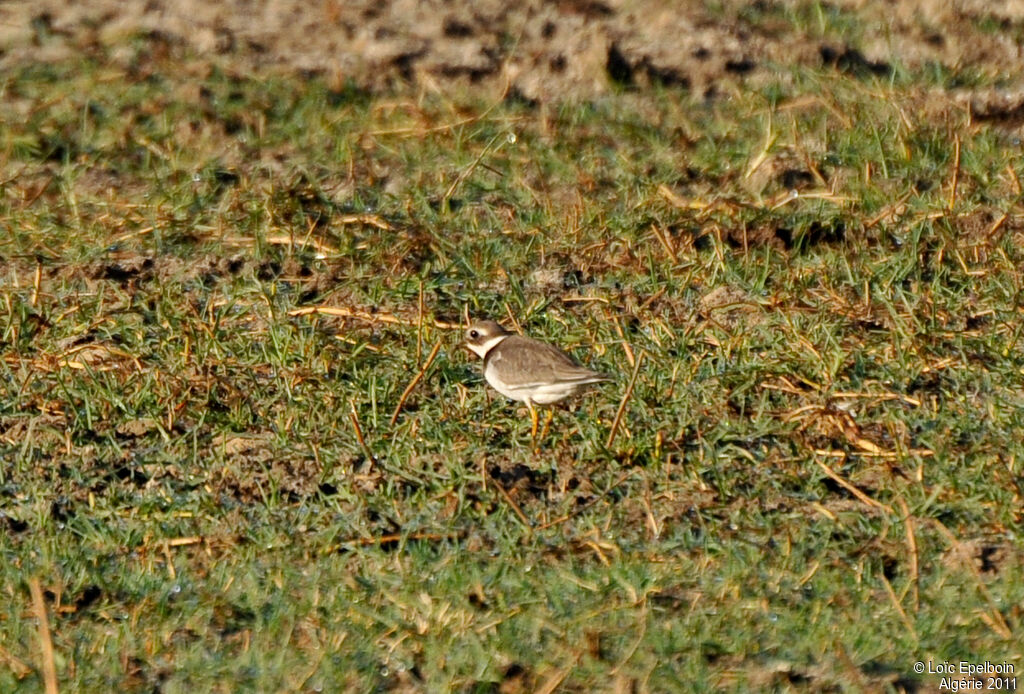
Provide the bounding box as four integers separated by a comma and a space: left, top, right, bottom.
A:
469, 330, 479, 339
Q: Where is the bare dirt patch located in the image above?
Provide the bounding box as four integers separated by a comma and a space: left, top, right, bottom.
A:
3, 1, 1024, 102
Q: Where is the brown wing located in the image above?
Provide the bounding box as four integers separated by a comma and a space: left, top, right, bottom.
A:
485, 335, 608, 388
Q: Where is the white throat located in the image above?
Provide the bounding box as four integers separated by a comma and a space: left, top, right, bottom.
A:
467, 333, 508, 359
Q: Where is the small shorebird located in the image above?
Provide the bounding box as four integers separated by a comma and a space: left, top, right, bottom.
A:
464, 320, 609, 443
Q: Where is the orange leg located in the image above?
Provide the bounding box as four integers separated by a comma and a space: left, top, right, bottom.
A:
540, 409, 553, 441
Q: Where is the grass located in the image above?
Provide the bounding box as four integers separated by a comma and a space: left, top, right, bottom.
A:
1, 30, 1023, 693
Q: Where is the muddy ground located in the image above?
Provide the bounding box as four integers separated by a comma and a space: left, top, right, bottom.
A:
2, 0, 1024, 106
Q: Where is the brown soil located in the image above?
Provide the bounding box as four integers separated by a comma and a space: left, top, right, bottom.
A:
2, 1, 1024, 102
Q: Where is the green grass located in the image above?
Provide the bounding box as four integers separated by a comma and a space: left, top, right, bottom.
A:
2, 34, 1023, 693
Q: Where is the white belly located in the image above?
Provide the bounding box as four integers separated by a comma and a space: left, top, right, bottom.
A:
484, 362, 581, 405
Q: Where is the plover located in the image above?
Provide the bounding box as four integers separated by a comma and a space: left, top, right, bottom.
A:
464, 320, 609, 441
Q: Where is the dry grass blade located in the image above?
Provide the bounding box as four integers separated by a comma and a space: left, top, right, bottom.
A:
289, 306, 460, 329
830, 391, 921, 407
0, 643, 32, 679
815, 448, 933, 460
608, 314, 635, 367
745, 117, 778, 180
31, 262, 41, 307
390, 340, 442, 426
649, 223, 677, 261
879, 572, 918, 643
485, 469, 533, 534
162, 541, 177, 580
341, 532, 455, 548
815, 459, 894, 514
416, 280, 425, 364
335, 213, 393, 230
657, 183, 707, 210
262, 234, 338, 254
561, 295, 610, 304
865, 190, 913, 228
29, 578, 59, 694
948, 134, 961, 211
442, 131, 511, 210
606, 351, 644, 449
535, 667, 571, 694
349, 399, 378, 467
896, 496, 920, 610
